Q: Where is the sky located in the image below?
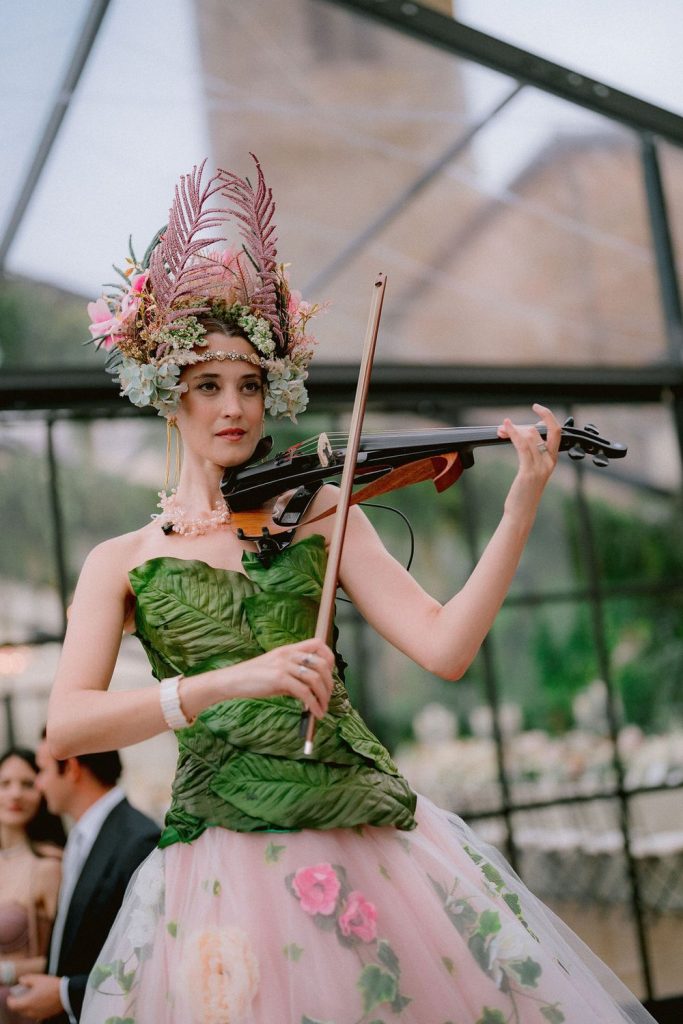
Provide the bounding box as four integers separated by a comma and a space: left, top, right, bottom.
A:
1, 0, 208, 296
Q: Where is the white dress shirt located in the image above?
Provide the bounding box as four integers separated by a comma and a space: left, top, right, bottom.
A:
49, 786, 125, 1022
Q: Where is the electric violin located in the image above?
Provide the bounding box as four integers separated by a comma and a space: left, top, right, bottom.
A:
220, 418, 627, 555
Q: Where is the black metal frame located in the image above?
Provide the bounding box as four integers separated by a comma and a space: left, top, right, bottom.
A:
3, 362, 683, 413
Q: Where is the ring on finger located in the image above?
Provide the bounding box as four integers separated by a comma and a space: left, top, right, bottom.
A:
301, 654, 316, 668
536, 442, 549, 453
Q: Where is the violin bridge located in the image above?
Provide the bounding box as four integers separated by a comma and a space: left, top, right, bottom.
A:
317, 432, 334, 467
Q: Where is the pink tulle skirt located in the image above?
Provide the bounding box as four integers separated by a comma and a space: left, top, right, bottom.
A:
81, 796, 654, 1024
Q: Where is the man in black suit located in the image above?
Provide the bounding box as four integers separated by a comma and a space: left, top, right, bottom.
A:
7, 740, 159, 1022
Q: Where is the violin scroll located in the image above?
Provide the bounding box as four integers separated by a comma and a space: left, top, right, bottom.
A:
560, 417, 623, 468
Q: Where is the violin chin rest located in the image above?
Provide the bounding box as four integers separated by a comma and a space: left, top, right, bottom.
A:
249, 435, 274, 463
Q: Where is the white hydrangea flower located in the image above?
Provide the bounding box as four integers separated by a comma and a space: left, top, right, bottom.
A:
117, 359, 155, 407
116, 358, 187, 416
264, 361, 308, 421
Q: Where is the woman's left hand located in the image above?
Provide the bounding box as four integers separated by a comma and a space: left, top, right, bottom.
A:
497, 403, 561, 519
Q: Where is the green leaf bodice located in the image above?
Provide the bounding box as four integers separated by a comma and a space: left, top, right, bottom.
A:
128, 535, 417, 846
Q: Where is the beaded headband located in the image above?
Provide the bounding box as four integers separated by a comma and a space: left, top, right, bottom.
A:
86, 155, 323, 421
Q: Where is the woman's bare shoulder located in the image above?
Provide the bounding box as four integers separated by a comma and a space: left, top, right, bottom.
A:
34, 850, 62, 888
83, 524, 157, 573
32, 842, 63, 861
76, 526, 160, 605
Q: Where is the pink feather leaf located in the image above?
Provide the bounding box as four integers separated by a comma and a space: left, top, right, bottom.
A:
218, 154, 285, 348
149, 160, 229, 321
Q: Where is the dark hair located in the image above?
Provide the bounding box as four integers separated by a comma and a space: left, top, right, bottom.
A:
40, 728, 123, 788
195, 317, 266, 384
55, 750, 123, 788
197, 315, 252, 345
0, 747, 66, 850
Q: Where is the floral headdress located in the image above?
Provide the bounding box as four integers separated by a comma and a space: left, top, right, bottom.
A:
86, 155, 323, 421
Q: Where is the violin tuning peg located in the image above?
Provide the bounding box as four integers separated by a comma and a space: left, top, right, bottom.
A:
568, 444, 586, 461
583, 423, 600, 436
563, 416, 575, 428
592, 450, 609, 468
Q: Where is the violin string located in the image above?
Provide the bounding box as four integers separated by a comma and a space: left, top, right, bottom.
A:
326, 426, 507, 444
335, 501, 415, 605
293, 426, 497, 456
295, 428, 457, 450
282, 420, 567, 465
294, 419, 573, 453
290, 420, 568, 459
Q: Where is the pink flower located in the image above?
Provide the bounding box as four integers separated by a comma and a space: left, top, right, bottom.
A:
87, 297, 113, 332
86, 297, 122, 349
287, 289, 303, 315
119, 290, 141, 323
338, 891, 377, 943
130, 271, 149, 294
292, 863, 340, 916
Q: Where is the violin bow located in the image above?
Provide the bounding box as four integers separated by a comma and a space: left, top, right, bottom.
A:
301, 272, 387, 755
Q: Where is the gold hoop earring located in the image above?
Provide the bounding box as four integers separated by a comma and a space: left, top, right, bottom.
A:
163, 416, 183, 494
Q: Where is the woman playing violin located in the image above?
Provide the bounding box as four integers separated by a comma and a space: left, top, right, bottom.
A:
44, 158, 652, 1023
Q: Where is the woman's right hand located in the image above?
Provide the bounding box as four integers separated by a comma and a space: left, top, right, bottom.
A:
219, 638, 336, 719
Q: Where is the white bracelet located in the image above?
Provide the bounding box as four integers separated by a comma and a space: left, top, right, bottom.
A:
159, 675, 194, 731
0, 960, 17, 985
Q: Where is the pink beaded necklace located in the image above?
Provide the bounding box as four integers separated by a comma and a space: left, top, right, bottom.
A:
152, 490, 232, 536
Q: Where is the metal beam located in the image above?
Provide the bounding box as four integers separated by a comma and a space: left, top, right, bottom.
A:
2, 364, 682, 414
298, 363, 683, 412
320, 0, 683, 147
0, 0, 112, 272
641, 137, 683, 361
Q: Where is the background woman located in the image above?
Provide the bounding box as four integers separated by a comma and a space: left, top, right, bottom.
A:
0, 748, 64, 1024
41, 158, 654, 1023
